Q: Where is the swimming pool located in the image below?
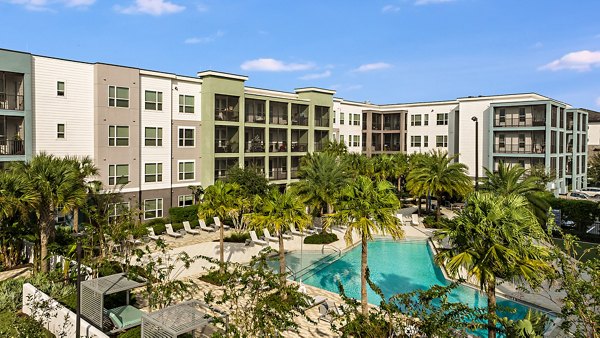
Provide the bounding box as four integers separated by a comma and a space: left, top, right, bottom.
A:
297, 240, 552, 326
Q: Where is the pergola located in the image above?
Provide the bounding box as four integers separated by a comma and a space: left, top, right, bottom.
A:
80, 273, 146, 331
141, 300, 220, 338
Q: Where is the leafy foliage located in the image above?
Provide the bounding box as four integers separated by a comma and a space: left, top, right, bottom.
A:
223, 231, 250, 243
168, 205, 199, 223
225, 165, 271, 199
303, 232, 338, 244
587, 152, 600, 187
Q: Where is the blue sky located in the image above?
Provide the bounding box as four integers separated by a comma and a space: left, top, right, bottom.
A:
1, 0, 600, 108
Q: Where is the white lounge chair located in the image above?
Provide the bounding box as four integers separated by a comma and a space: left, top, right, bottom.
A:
318, 300, 342, 322
213, 216, 231, 230
183, 221, 200, 235
199, 219, 216, 232
165, 223, 182, 238
127, 234, 142, 246
395, 214, 406, 226
147, 227, 160, 241
411, 214, 420, 226
289, 224, 314, 236
264, 228, 290, 241
249, 231, 268, 246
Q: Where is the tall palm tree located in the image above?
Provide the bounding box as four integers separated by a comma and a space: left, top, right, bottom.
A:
291, 152, 349, 217
482, 161, 549, 225
344, 152, 374, 178
435, 192, 552, 338
10, 154, 88, 273
391, 153, 410, 193
407, 150, 471, 220
372, 155, 395, 181
65, 156, 99, 233
321, 139, 348, 157
325, 176, 403, 316
248, 189, 311, 285
198, 180, 241, 268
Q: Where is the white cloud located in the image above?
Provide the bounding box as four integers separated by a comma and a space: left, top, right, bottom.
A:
540, 50, 600, 72
353, 62, 392, 72
184, 30, 224, 44
8, 0, 94, 10
299, 70, 331, 80
415, 0, 454, 5
240, 58, 314, 72
382, 4, 400, 13
116, 0, 185, 15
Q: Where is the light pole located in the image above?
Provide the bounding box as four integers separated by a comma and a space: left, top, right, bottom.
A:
471, 116, 479, 190
72, 231, 85, 338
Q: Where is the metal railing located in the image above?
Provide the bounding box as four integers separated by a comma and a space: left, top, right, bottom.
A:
269, 170, 287, 180
494, 117, 546, 127
494, 143, 545, 154
269, 141, 287, 152
0, 94, 24, 111
292, 116, 308, 126
291, 143, 308, 152
0, 140, 25, 155
215, 141, 239, 153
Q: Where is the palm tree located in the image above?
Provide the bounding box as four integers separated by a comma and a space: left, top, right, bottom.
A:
198, 180, 241, 268
435, 192, 552, 338
344, 152, 374, 178
248, 189, 311, 285
9, 153, 87, 273
291, 152, 349, 218
372, 155, 395, 181
482, 161, 549, 225
407, 150, 471, 221
65, 156, 99, 233
321, 139, 348, 157
391, 153, 410, 193
325, 176, 404, 316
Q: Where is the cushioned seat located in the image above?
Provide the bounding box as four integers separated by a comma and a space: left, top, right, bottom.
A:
107, 305, 143, 329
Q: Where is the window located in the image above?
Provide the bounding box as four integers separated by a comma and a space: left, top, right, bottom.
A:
145, 90, 163, 111
178, 195, 194, 207
340, 113, 345, 125
178, 127, 195, 147
353, 135, 360, 147
411, 115, 422, 126
57, 81, 65, 96
499, 109, 506, 123
353, 114, 360, 126
108, 125, 129, 146
108, 86, 129, 108
144, 163, 163, 183
423, 135, 429, 147
410, 135, 422, 147
144, 127, 163, 146
519, 108, 526, 123
108, 164, 129, 185
518, 133, 525, 149
498, 134, 505, 148
178, 161, 195, 181
108, 202, 130, 224
333, 112, 336, 124
340, 135, 344, 143
436, 135, 448, 147
57, 124, 65, 139
436, 113, 448, 125
144, 198, 163, 220
424, 114, 429, 126
179, 95, 194, 113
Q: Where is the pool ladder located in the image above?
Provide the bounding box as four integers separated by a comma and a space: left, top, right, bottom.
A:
321, 244, 342, 256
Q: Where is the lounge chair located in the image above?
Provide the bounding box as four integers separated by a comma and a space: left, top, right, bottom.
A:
127, 234, 142, 246
290, 224, 314, 236
249, 230, 268, 246
106, 305, 143, 331
183, 221, 200, 235
199, 219, 216, 232
264, 228, 290, 241
165, 224, 182, 238
104, 234, 121, 253
213, 216, 231, 230
147, 227, 160, 241
411, 214, 420, 226
318, 300, 343, 322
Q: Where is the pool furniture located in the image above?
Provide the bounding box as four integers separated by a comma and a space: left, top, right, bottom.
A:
249, 231, 268, 246
127, 234, 142, 246
104, 234, 121, 253
317, 300, 342, 323
165, 224, 182, 238
80, 273, 146, 333
213, 216, 231, 230
183, 221, 200, 235
147, 227, 160, 241
289, 224, 314, 236
264, 228, 289, 241
141, 300, 224, 338
411, 214, 420, 226
199, 219, 216, 232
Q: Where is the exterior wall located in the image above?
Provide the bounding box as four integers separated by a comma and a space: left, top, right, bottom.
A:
404, 102, 456, 154
32, 56, 95, 158
334, 99, 364, 153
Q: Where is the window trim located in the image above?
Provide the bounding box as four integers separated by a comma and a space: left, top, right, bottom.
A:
436, 113, 448, 126
436, 135, 448, 147
108, 164, 129, 186
179, 95, 195, 114
108, 125, 129, 147
57, 123, 65, 139
108, 85, 130, 108
178, 127, 195, 148
144, 162, 163, 183
144, 90, 163, 111
178, 160, 196, 181
144, 127, 163, 147
57, 81, 65, 97
178, 194, 194, 207
144, 198, 163, 220
108, 202, 130, 224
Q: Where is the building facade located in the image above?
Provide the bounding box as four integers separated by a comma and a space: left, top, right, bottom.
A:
0, 48, 592, 218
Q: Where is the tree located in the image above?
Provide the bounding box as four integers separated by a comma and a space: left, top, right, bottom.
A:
325, 176, 403, 316
407, 150, 471, 220
391, 153, 410, 193
435, 192, 553, 338
587, 151, 600, 187
198, 180, 241, 269
9, 153, 88, 273
225, 165, 270, 199
65, 156, 98, 233
344, 152, 374, 178
247, 189, 311, 285
291, 152, 349, 217
321, 139, 348, 157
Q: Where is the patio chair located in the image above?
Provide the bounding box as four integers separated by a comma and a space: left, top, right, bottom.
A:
213, 216, 231, 230
289, 224, 314, 236
106, 304, 144, 331
104, 234, 121, 253
147, 227, 160, 241
249, 231, 268, 246
183, 221, 200, 235
127, 234, 142, 246
263, 228, 280, 242
317, 300, 342, 323
165, 224, 182, 238
411, 214, 420, 226
199, 219, 216, 232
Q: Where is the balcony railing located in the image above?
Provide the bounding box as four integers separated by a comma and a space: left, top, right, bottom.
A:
383, 123, 401, 130
371, 144, 383, 152
215, 109, 239, 122
494, 117, 546, 127
291, 143, 308, 152
0, 140, 25, 155
245, 142, 265, 153
245, 114, 266, 123
269, 142, 287, 152
0, 94, 25, 111
494, 143, 545, 154
314, 118, 329, 127
292, 116, 308, 126
269, 170, 287, 180
215, 170, 229, 180
215, 141, 239, 153
383, 144, 401, 151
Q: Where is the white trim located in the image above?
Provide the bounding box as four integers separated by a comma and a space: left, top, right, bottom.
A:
177, 159, 196, 182
171, 182, 201, 188
107, 85, 130, 108
197, 70, 248, 81
177, 126, 196, 148
143, 198, 163, 220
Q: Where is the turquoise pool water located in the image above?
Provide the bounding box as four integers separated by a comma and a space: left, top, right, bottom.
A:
299, 240, 552, 335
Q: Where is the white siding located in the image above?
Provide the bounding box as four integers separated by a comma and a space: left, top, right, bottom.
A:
404, 103, 456, 154
335, 100, 364, 153
172, 80, 201, 121
32, 56, 94, 158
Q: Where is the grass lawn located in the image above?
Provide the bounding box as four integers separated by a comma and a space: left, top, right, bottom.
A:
553, 238, 600, 262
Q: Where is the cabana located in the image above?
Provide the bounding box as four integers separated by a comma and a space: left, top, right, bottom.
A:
141, 300, 223, 338
80, 273, 146, 332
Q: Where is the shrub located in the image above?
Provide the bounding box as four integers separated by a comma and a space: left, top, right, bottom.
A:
117, 326, 141, 338
168, 205, 198, 223
224, 232, 250, 243
146, 218, 166, 235
172, 222, 184, 232
304, 232, 338, 244
98, 260, 124, 277
547, 196, 600, 233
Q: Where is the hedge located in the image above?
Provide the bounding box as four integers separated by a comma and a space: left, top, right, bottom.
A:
547, 197, 600, 233
304, 232, 338, 244
168, 205, 198, 223
224, 232, 250, 243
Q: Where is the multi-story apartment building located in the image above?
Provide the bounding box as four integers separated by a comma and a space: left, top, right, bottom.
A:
0, 48, 593, 217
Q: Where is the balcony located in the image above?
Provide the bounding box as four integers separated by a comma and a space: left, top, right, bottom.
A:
0, 94, 24, 111
0, 140, 24, 155
292, 104, 309, 126
494, 143, 546, 154
215, 126, 239, 153
269, 141, 287, 153
270, 102, 288, 125
383, 144, 401, 151
269, 169, 287, 180
291, 142, 308, 152
494, 117, 546, 127
1, 72, 25, 111
314, 142, 325, 151
215, 94, 239, 122
245, 99, 266, 123
314, 106, 330, 127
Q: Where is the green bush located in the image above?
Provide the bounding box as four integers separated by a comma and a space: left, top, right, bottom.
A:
547, 197, 600, 233
168, 205, 198, 223
224, 232, 250, 243
189, 219, 199, 228
0, 312, 53, 338
0, 273, 76, 313
304, 232, 338, 244
98, 260, 124, 277
145, 218, 166, 234
117, 326, 141, 338
172, 222, 184, 232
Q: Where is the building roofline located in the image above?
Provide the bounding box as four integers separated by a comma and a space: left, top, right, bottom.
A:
294, 87, 336, 95
197, 70, 248, 81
